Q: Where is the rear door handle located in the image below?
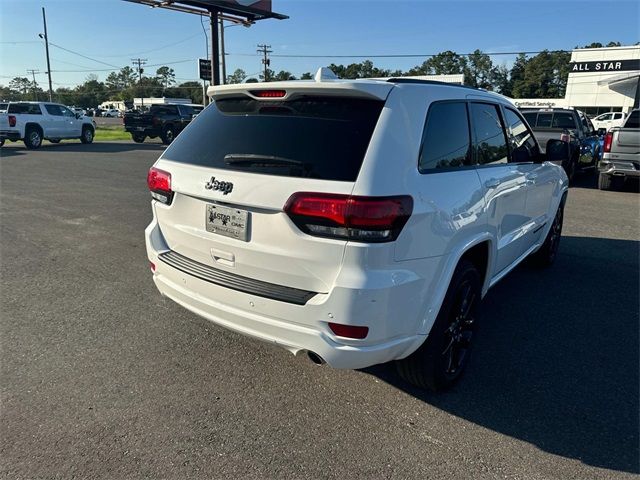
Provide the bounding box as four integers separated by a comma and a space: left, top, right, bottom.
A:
484, 179, 501, 189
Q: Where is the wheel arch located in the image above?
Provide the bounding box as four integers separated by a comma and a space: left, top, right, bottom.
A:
417, 233, 495, 335
24, 122, 43, 137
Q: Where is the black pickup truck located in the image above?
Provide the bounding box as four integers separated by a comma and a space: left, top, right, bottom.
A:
123, 103, 204, 144
520, 108, 601, 182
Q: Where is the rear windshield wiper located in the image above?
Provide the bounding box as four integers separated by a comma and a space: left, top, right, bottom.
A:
224, 154, 303, 167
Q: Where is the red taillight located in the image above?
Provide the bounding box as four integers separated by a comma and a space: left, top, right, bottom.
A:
8, 115, 16, 127
147, 167, 173, 204
284, 192, 413, 242
328, 322, 369, 340
603, 132, 613, 153
149, 261, 156, 272
251, 90, 286, 98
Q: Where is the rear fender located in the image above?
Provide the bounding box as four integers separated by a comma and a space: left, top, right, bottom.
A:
24, 122, 43, 138
417, 233, 495, 335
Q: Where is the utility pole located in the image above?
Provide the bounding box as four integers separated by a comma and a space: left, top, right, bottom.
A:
220, 17, 226, 84
209, 9, 220, 86
257, 44, 272, 82
40, 7, 53, 101
27, 69, 39, 101
131, 58, 147, 108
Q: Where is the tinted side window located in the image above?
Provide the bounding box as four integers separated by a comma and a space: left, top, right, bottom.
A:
551, 112, 576, 129
60, 106, 75, 117
624, 111, 639, 128
470, 103, 508, 165
504, 108, 539, 163
8, 103, 42, 114
418, 102, 471, 171
536, 113, 552, 127
522, 111, 538, 127
152, 106, 177, 116
45, 104, 63, 116
178, 105, 194, 116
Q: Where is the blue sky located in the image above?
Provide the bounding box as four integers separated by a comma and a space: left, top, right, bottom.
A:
1, 0, 638, 88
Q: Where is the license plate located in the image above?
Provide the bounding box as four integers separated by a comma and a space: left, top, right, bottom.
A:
205, 204, 249, 241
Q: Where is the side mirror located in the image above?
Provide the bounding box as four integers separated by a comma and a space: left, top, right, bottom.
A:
75, 113, 82, 119
546, 139, 570, 163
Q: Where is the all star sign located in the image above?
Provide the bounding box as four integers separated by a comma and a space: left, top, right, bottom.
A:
569, 59, 640, 73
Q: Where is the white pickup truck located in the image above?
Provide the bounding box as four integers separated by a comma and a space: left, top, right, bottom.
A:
0, 101, 95, 149
598, 109, 640, 190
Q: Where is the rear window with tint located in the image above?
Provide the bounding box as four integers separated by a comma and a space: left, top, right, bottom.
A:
522, 111, 537, 126
8, 103, 42, 114
625, 110, 639, 128
551, 112, 576, 129
151, 105, 178, 115
536, 113, 552, 127
162, 96, 384, 181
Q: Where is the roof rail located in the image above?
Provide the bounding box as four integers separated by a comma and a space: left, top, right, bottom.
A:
385, 78, 482, 91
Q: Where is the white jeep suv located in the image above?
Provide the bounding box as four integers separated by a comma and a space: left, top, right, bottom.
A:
145, 70, 569, 391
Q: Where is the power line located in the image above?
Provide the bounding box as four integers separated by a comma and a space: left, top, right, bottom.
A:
48, 42, 120, 68
48, 58, 196, 73
94, 32, 204, 57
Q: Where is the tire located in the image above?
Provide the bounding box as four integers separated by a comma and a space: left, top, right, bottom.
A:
80, 126, 94, 144
396, 259, 481, 391
24, 126, 43, 149
529, 203, 564, 267
49, 139, 61, 144
131, 133, 146, 143
597, 173, 621, 191
161, 125, 175, 145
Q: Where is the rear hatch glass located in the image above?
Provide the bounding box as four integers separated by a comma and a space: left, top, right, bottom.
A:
162, 95, 385, 182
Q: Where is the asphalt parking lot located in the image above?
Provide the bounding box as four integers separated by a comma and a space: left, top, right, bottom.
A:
1, 141, 638, 479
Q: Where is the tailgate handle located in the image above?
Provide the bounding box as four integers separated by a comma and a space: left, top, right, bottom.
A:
210, 248, 235, 267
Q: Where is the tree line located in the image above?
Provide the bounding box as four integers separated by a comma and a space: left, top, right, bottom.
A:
0, 42, 626, 106
0, 65, 204, 107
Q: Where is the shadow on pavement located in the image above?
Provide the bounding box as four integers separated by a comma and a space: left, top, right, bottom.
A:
366, 235, 639, 474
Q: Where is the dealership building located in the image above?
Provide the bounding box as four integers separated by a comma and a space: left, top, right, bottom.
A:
512, 45, 640, 116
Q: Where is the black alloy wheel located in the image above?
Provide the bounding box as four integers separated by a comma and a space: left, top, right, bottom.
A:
529, 204, 564, 267
440, 278, 477, 379
396, 259, 481, 391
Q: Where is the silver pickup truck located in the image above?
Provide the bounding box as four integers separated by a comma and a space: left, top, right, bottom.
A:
598, 109, 640, 190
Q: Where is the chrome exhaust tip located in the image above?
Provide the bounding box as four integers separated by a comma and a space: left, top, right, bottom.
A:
307, 351, 325, 365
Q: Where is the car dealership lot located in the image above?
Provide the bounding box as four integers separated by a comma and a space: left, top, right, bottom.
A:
1, 142, 638, 479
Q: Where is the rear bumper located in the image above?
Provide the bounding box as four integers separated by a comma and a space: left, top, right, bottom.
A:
598, 158, 640, 178
145, 217, 428, 369
0, 130, 21, 141
125, 126, 159, 136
